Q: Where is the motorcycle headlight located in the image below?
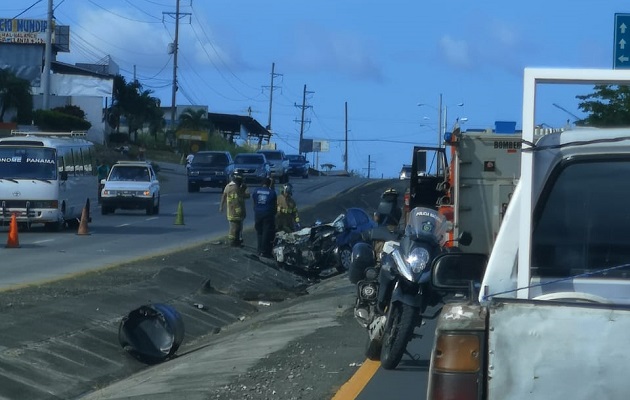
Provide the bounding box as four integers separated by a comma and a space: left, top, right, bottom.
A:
406, 247, 430, 273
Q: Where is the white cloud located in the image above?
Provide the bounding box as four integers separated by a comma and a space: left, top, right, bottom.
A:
287, 23, 384, 82
438, 35, 472, 68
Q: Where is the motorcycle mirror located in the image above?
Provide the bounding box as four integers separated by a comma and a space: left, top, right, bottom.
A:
458, 231, 473, 246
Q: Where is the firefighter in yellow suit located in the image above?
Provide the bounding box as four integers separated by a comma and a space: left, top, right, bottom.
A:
276, 183, 300, 233
219, 174, 251, 246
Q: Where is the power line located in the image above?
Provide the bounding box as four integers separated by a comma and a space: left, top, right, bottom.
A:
12, 0, 43, 19
87, 0, 162, 24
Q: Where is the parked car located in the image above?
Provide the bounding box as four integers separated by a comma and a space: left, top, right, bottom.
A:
399, 164, 412, 180
187, 151, 234, 193
101, 161, 160, 215
233, 153, 271, 184
257, 149, 289, 183
286, 154, 310, 179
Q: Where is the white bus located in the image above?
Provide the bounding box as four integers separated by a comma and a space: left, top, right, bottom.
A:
0, 131, 95, 231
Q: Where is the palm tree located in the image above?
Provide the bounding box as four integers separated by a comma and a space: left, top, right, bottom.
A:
108, 75, 162, 141
0, 69, 33, 123
178, 108, 212, 131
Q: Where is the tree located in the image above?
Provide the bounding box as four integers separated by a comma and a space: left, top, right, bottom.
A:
108, 75, 162, 142
576, 85, 630, 126
178, 108, 212, 131
0, 69, 33, 123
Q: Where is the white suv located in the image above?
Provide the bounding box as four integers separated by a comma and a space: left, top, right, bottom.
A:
257, 150, 289, 183
101, 161, 160, 215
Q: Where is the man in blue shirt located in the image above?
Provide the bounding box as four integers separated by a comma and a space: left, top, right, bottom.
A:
252, 177, 277, 258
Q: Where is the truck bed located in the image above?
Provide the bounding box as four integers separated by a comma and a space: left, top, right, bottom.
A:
487, 299, 630, 399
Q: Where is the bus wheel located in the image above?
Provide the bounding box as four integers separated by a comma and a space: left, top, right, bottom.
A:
45, 219, 64, 232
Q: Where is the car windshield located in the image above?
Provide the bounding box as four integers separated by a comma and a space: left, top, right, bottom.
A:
191, 153, 228, 167
235, 154, 264, 164
260, 152, 281, 160
287, 155, 305, 162
109, 166, 150, 181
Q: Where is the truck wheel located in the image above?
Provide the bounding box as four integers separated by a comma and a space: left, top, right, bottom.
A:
187, 182, 199, 193
380, 303, 418, 370
146, 197, 155, 215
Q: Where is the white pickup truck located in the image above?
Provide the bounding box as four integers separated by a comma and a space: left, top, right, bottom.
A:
426, 68, 630, 400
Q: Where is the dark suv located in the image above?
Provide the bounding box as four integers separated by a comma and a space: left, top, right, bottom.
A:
187, 151, 234, 192
286, 154, 310, 178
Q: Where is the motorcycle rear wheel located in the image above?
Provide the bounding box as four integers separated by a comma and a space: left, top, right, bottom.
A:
380, 303, 418, 370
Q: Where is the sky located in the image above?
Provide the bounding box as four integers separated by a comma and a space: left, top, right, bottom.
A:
2, 0, 629, 177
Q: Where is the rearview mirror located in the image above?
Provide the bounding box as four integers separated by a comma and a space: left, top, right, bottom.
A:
431, 253, 487, 291
60, 171, 68, 181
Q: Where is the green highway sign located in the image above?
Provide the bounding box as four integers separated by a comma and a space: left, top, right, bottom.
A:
615, 13, 630, 69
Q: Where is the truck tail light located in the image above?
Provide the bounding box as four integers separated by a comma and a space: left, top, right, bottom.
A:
427, 334, 481, 400
434, 334, 480, 372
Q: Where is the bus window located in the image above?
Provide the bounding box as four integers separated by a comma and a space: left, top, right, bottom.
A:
0, 148, 57, 179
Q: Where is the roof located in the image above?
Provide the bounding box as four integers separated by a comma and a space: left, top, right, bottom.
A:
113, 161, 152, 167
207, 112, 271, 142
51, 61, 113, 78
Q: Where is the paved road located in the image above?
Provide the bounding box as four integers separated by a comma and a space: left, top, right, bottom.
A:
0, 163, 371, 289
0, 166, 405, 400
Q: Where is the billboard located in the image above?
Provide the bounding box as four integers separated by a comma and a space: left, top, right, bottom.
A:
313, 140, 329, 152
0, 19, 52, 44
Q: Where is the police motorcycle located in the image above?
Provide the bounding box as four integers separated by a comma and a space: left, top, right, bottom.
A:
273, 208, 375, 277
349, 206, 471, 370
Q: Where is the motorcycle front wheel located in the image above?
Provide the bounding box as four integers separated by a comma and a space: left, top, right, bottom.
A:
380, 303, 418, 370
365, 336, 382, 360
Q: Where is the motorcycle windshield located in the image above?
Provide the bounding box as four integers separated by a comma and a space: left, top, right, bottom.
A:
404, 207, 449, 245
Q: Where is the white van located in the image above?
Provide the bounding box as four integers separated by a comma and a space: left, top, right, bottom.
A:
0, 131, 95, 230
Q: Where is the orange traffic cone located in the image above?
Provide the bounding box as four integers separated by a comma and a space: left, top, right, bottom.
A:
6, 213, 20, 248
77, 198, 90, 235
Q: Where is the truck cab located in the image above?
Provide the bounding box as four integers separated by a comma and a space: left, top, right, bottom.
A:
426, 68, 630, 400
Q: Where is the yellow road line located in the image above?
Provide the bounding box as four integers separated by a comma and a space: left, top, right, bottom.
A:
331, 359, 380, 400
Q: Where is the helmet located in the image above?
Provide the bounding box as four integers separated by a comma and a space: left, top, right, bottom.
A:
282, 183, 294, 195
381, 188, 399, 202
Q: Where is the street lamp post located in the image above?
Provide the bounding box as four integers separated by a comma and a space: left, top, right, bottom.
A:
418, 95, 464, 148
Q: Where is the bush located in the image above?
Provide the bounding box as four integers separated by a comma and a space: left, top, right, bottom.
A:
33, 109, 92, 132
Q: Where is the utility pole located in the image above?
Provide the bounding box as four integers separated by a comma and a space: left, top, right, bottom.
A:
437, 93, 443, 148
42, 0, 53, 110
365, 155, 376, 179
344, 101, 348, 172
163, 1, 191, 132
294, 84, 313, 155
263, 62, 282, 131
